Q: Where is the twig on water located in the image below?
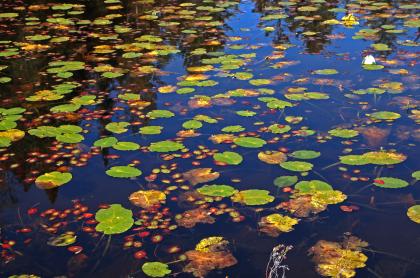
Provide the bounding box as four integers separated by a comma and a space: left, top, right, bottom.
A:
266, 244, 293, 278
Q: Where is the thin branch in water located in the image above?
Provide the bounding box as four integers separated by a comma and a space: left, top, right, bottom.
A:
266, 244, 293, 278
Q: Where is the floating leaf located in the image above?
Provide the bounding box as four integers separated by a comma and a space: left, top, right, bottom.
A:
221, 125, 245, 133
129, 190, 166, 209
183, 168, 220, 186
35, 171, 72, 189
231, 189, 274, 205
233, 137, 266, 148
295, 180, 333, 193
95, 204, 134, 235
369, 111, 401, 120
373, 177, 409, 188
197, 184, 237, 197
47, 232, 76, 247
105, 122, 130, 133
313, 69, 338, 75
328, 128, 359, 138
113, 141, 140, 151
407, 205, 420, 224
183, 120, 203, 129
106, 166, 142, 178
310, 238, 368, 278
142, 262, 171, 278
149, 141, 185, 152
280, 161, 313, 172
139, 126, 163, 135
94, 137, 118, 148
258, 151, 287, 164
259, 214, 299, 237
274, 176, 298, 187
213, 151, 243, 165
290, 150, 320, 160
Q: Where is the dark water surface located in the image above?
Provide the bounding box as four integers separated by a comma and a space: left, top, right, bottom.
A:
0, 0, 419, 277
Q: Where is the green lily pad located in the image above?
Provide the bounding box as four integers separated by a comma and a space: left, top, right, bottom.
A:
373, 177, 409, 188
56, 133, 84, 144
35, 171, 72, 189
47, 232, 77, 247
105, 122, 130, 133
369, 111, 401, 120
313, 69, 338, 75
412, 171, 420, 180
139, 126, 163, 135
197, 184, 237, 197
295, 180, 333, 193
234, 137, 266, 148
268, 124, 291, 134
280, 161, 313, 172
213, 151, 243, 165
290, 150, 320, 159
232, 189, 275, 205
113, 141, 140, 151
149, 141, 185, 152
106, 166, 142, 178
340, 151, 406, 165
407, 205, 420, 224
182, 120, 202, 129
142, 262, 172, 278
249, 79, 271, 86
236, 110, 256, 117
94, 137, 118, 148
147, 110, 175, 119
0, 137, 11, 147
274, 176, 298, 187
362, 64, 384, 70
371, 43, 391, 51
95, 204, 134, 235
328, 128, 359, 138
221, 125, 245, 133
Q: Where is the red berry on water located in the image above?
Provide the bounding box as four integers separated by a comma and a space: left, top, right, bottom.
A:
27, 208, 38, 215
138, 231, 150, 238
68, 246, 83, 254
374, 179, 385, 185
133, 250, 147, 260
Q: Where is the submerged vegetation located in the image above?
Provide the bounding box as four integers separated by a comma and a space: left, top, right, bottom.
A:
0, 0, 419, 277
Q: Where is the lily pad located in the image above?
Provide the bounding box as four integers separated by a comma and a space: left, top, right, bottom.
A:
213, 151, 243, 165
149, 141, 185, 152
295, 180, 333, 193
290, 150, 320, 159
231, 189, 274, 205
95, 204, 134, 235
35, 171, 72, 189
183, 120, 203, 129
233, 137, 266, 148
328, 128, 359, 138
94, 137, 118, 148
373, 177, 409, 188
197, 184, 237, 197
407, 205, 420, 224
106, 166, 142, 178
129, 190, 166, 209
280, 161, 313, 172
139, 126, 163, 135
369, 111, 401, 120
274, 176, 298, 187
313, 69, 338, 75
142, 262, 172, 277
105, 122, 130, 133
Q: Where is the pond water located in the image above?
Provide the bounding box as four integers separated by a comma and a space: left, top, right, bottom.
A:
0, 0, 419, 277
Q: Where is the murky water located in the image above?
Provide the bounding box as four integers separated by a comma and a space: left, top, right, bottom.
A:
0, 0, 419, 277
